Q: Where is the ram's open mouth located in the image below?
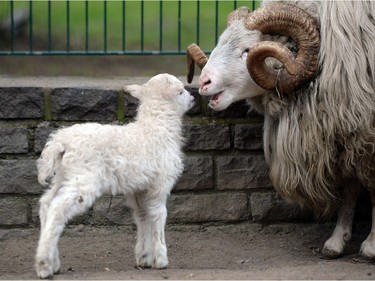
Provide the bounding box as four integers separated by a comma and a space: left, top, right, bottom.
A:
211, 92, 221, 101
208, 92, 223, 106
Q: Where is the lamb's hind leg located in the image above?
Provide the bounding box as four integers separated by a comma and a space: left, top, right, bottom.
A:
39, 189, 55, 231
38, 188, 62, 275
359, 189, 375, 259
322, 178, 362, 258
35, 186, 94, 279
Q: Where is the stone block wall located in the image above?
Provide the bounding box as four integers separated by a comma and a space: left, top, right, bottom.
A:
0, 77, 318, 228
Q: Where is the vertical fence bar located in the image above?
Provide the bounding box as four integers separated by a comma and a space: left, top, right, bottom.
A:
196, 0, 200, 45
215, 0, 219, 45
177, 0, 181, 52
140, 0, 144, 51
104, 0, 107, 52
48, 0, 51, 52
10, 0, 14, 51
28, 0, 33, 52
66, 0, 70, 52
85, 0, 89, 51
122, 0, 125, 51
159, 0, 162, 51
234, 0, 237, 9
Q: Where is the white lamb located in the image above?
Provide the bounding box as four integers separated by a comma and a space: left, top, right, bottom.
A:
35, 73, 194, 279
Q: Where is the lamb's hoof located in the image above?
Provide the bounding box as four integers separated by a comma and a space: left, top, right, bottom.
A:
37, 272, 54, 280
153, 255, 168, 269
135, 264, 152, 270
35, 259, 54, 279
136, 254, 152, 269
154, 264, 168, 270
320, 247, 342, 259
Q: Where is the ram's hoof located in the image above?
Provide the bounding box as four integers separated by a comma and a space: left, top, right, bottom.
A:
320, 248, 342, 259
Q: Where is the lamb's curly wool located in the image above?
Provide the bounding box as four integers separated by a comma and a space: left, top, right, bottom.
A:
197, 0, 375, 260
35, 73, 194, 279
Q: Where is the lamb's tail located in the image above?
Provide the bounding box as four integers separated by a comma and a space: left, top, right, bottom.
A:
37, 140, 65, 186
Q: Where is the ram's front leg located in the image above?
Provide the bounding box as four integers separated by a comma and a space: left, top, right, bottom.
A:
322, 179, 362, 258
359, 189, 375, 259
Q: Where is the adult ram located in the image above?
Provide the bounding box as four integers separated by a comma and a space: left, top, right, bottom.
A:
187, 1, 375, 259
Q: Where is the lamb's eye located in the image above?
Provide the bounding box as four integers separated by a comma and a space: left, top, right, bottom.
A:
243, 48, 250, 53
179, 91, 184, 95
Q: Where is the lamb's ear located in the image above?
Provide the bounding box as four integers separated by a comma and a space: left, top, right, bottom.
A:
123, 85, 142, 99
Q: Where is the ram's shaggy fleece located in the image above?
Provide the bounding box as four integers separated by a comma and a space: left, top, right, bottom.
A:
258, 0, 375, 214
35, 73, 194, 279
197, 1, 375, 259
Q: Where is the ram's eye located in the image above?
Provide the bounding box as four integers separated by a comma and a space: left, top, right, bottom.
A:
241, 48, 250, 60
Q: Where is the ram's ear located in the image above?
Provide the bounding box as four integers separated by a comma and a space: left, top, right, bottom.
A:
227, 6, 250, 26
123, 85, 142, 99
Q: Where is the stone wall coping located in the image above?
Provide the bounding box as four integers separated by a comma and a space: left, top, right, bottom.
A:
0, 75, 199, 90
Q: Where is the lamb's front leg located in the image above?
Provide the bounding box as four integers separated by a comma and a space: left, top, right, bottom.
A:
359, 189, 375, 258
149, 198, 168, 269
132, 193, 168, 269
322, 179, 362, 258
132, 195, 153, 268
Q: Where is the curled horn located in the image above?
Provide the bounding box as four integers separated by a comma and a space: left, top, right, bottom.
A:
187, 43, 208, 83
227, 6, 251, 26
245, 3, 320, 93
186, 7, 249, 84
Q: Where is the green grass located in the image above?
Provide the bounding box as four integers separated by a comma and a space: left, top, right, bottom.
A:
4, 0, 260, 53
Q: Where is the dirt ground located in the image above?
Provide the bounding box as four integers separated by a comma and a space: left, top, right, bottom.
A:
1, 223, 375, 280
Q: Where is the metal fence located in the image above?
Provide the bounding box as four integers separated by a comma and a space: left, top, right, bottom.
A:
0, 0, 258, 56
